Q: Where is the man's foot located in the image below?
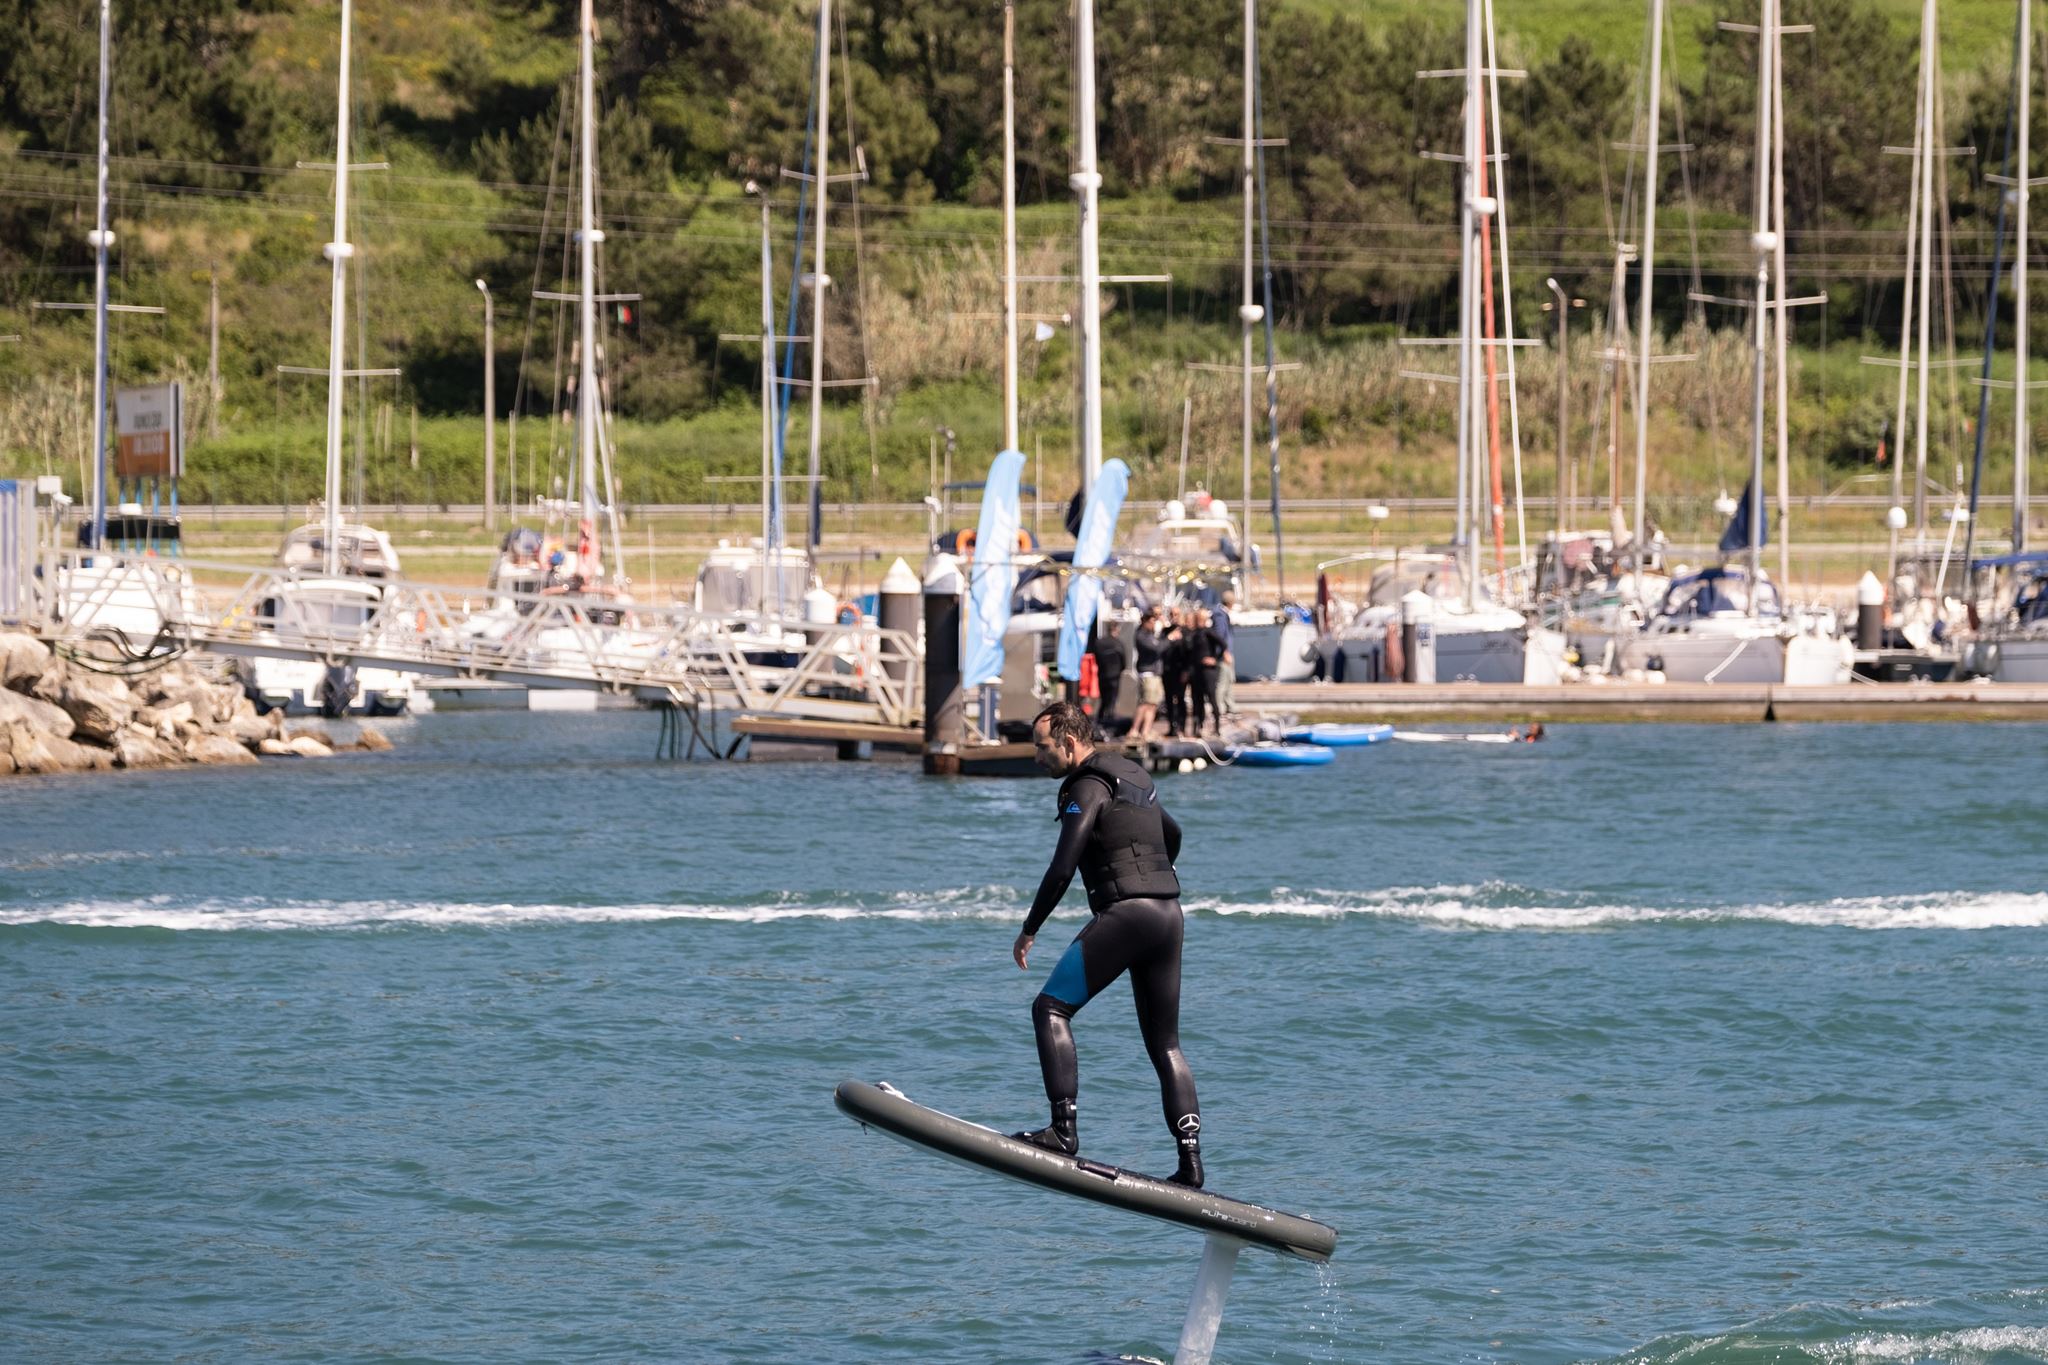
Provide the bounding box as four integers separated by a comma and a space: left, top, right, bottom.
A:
1167, 1115, 1203, 1188
1011, 1099, 1078, 1156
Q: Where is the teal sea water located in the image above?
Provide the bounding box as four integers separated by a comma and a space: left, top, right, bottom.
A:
3, 715, 2046, 1364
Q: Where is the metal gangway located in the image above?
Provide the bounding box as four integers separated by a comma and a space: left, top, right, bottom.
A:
28, 549, 923, 730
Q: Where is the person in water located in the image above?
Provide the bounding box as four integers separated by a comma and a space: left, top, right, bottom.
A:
1011, 700, 1204, 1187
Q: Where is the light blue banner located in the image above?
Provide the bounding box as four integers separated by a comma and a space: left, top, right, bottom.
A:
1056, 458, 1130, 680
963, 449, 1026, 689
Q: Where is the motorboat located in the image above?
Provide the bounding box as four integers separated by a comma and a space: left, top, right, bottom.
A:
240, 574, 413, 716
240, 521, 416, 717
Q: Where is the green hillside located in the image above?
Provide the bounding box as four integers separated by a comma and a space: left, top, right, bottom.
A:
0, 0, 2037, 516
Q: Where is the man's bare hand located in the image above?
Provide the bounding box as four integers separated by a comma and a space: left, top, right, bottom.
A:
1013, 931, 1034, 970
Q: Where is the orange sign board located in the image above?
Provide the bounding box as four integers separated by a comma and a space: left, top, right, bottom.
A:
114, 382, 184, 479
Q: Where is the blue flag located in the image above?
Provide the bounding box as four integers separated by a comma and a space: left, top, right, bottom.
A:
963, 449, 1026, 689
1057, 459, 1130, 681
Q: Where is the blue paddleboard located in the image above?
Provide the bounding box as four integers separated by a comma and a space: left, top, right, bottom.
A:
1282, 723, 1395, 747
1227, 741, 1336, 767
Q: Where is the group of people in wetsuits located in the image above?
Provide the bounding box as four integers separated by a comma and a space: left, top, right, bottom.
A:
1128, 597, 1233, 740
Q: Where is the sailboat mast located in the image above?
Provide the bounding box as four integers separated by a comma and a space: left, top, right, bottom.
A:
1459, 0, 1483, 609
1075, 0, 1105, 494
2017, 0, 2032, 554
1241, 0, 1257, 552
1770, 0, 1793, 590
1911, 0, 1936, 541
1633, 0, 1665, 576
1747, 0, 1773, 607
575, 0, 601, 570
758, 191, 777, 618
1002, 2, 1019, 453
1255, 19, 1287, 600
1889, 46, 1924, 580
88, 0, 111, 550
807, 0, 832, 552
322, 0, 355, 579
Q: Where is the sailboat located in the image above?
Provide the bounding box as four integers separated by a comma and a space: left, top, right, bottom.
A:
1616, 0, 1849, 685
1322, 0, 1537, 684
240, 0, 414, 717
54, 0, 201, 648
689, 1, 846, 655
450, 0, 689, 709
1961, 0, 2048, 681
1538, 2, 1674, 666
1188, 0, 1318, 685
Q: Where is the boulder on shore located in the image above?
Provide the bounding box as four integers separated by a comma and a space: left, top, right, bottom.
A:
113, 730, 178, 769
57, 674, 136, 745
0, 633, 49, 690
2, 629, 396, 777
188, 733, 261, 766
0, 685, 76, 741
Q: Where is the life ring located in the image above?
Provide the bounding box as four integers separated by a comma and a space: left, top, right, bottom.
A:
836, 600, 861, 625
954, 527, 1033, 558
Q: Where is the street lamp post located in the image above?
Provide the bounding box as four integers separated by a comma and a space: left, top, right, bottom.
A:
476, 277, 495, 532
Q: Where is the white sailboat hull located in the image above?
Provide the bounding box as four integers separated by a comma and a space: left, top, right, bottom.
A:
1230, 615, 1320, 682
1976, 635, 2048, 682
1617, 630, 1852, 684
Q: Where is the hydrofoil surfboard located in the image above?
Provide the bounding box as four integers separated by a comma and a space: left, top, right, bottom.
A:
833, 1079, 1337, 1262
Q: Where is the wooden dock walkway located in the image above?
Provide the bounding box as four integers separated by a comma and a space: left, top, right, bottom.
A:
1232, 682, 2048, 723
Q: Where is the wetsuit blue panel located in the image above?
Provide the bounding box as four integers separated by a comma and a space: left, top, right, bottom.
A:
1042, 935, 1090, 1007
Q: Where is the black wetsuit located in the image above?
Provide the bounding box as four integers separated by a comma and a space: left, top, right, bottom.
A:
1023, 751, 1200, 1164
1088, 624, 1127, 729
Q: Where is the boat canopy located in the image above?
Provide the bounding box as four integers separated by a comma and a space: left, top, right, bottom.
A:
1655, 566, 1782, 621
1967, 550, 2048, 573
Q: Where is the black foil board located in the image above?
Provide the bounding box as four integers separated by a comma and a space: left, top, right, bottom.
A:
833, 1080, 1338, 1262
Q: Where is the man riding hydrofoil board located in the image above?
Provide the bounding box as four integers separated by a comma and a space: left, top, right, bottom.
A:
1012, 701, 1204, 1187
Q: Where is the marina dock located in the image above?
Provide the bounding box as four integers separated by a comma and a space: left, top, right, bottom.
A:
1233, 682, 2048, 724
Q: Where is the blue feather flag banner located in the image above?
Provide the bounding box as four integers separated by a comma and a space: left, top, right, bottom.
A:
1057, 459, 1131, 680
963, 449, 1026, 689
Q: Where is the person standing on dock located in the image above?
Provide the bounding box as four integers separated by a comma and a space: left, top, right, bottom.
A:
1213, 591, 1237, 717
1087, 618, 1128, 736
1132, 606, 1166, 739
1011, 701, 1204, 1187
1191, 609, 1223, 738
1161, 609, 1192, 738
